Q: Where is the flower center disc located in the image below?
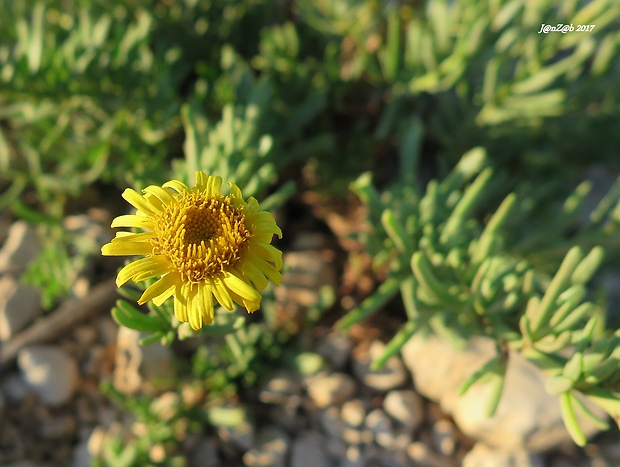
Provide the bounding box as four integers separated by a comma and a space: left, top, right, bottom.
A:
155, 191, 250, 282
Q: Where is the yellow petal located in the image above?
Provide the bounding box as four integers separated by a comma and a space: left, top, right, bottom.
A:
113, 231, 157, 242
194, 171, 208, 190
102, 241, 153, 256
196, 283, 215, 325
236, 262, 267, 291
143, 185, 175, 206
174, 283, 189, 323
210, 276, 234, 310
163, 179, 189, 194
222, 272, 261, 304
122, 188, 157, 215
228, 288, 260, 313
205, 175, 223, 196
186, 284, 203, 330
116, 256, 172, 287
111, 214, 155, 230
252, 256, 282, 286
251, 242, 283, 270
138, 272, 180, 305
228, 182, 242, 199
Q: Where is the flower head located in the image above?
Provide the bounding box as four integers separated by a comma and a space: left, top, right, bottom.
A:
102, 172, 282, 330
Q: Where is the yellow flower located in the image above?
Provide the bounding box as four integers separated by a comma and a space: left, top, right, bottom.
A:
102, 171, 283, 330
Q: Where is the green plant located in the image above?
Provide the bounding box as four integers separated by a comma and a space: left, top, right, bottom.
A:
339, 135, 620, 445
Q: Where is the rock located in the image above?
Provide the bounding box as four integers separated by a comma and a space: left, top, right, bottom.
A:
275, 240, 337, 334
462, 443, 545, 467
383, 390, 424, 432
0, 276, 42, 340
259, 370, 302, 405
342, 445, 365, 467
243, 426, 289, 467
406, 442, 452, 467
189, 437, 220, 467
431, 419, 457, 457
17, 345, 78, 405
306, 372, 356, 408
401, 334, 607, 451
0, 220, 40, 274
326, 436, 346, 460
365, 409, 394, 449
291, 431, 330, 467
341, 399, 366, 428
63, 214, 110, 250
1, 373, 30, 401
113, 327, 175, 394
352, 340, 407, 391
316, 331, 353, 370
319, 406, 346, 439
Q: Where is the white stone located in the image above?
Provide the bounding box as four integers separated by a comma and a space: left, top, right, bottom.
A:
0, 276, 42, 340
316, 331, 353, 370
319, 406, 345, 439
341, 399, 366, 427
1, 373, 30, 401
0, 220, 40, 273
291, 431, 330, 467
401, 334, 607, 451
365, 409, 394, 449
306, 372, 356, 408
431, 419, 456, 456
406, 442, 452, 467
17, 345, 78, 405
259, 370, 302, 405
353, 340, 407, 391
383, 389, 424, 431
462, 443, 544, 467
113, 327, 175, 394
243, 426, 289, 467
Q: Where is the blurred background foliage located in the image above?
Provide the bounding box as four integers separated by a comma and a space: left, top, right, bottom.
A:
2, 0, 620, 459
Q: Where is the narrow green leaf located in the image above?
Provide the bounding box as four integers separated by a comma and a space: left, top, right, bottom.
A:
551, 304, 591, 335
560, 392, 587, 446
411, 252, 465, 309
441, 168, 493, 245
571, 247, 604, 285
400, 277, 418, 321
486, 370, 505, 417
381, 210, 411, 254
545, 374, 575, 395
571, 392, 610, 430
529, 247, 583, 339
399, 118, 423, 184
563, 352, 584, 382
28, 3, 45, 73
371, 321, 417, 370
112, 300, 163, 333
458, 355, 501, 396
337, 277, 404, 330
